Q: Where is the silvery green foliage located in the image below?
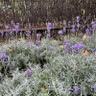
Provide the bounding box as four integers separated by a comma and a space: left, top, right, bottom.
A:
33, 39, 62, 64
0, 68, 34, 96
1, 36, 96, 95
65, 37, 81, 46
0, 65, 52, 96
0, 39, 36, 72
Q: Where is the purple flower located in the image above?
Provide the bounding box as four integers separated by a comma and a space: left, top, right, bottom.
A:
93, 24, 96, 31
64, 42, 72, 53
91, 21, 95, 25
72, 25, 75, 29
2, 58, 7, 63
47, 22, 52, 33
76, 16, 79, 20
29, 41, 33, 48
11, 20, 14, 25
68, 21, 71, 24
9, 40, 12, 44
1, 32, 4, 36
71, 28, 75, 32
67, 47, 72, 53
73, 86, 80, 94
15, 25, 19, 29
86, 28, 90, 33
5, 33, 8, 37
58, 30, 63, 35
74, 42, 83, 50
90, 27, 92, 32
25, 30, 31, 37
15, 24, 19, 33
95, 37, 96, 43
71, 45, 74, 50
84, 57, 87, 60
0, 52, 7, 64
73, 42, 83, 53
65, 42, 69, 47
77, 23, 80, 27
36, 33, 41, 39
5, 25, 9, 29
76, 16, 80, 22
26, 33, 30, 37
10, 31, 13, 35
47, 33, 51, 38
63, 27, 66, 32
16, 23, 20, 25
92, 48, 96, 53
25, 69, 32, 77
49, 47, 54, 51
75, 50, 79, 53
7, 63, 10, 68
29, 41, 32, 45
36, 40, 40, 46
0, 52, 7, 59
84, 20, 87, 24
63, 40, 66, 44
13, 28, 16, 31
93, 84, 96, 91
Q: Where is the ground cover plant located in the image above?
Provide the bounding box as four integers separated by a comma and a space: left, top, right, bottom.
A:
0, 16, 96, 96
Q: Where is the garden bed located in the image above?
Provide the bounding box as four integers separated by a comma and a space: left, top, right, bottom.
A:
0, 34, 96, 95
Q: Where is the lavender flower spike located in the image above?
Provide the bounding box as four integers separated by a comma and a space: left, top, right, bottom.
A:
93, 84, 96, 91
58, 30, 63, 35
47, 33, 51, 38
73, 86, 80, 94
49, 47, 54, 51
92, 48, 96, 53
36, 33, 41, 39
25, 69, 32, 77
47, 22, 52, 33
0, 52, 7, 59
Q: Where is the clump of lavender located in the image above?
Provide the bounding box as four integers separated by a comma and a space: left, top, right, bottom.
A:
74, 42, 83, 53
64, 41, 83, 54
73, 86, 80, 94
25, 69, 32, 77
